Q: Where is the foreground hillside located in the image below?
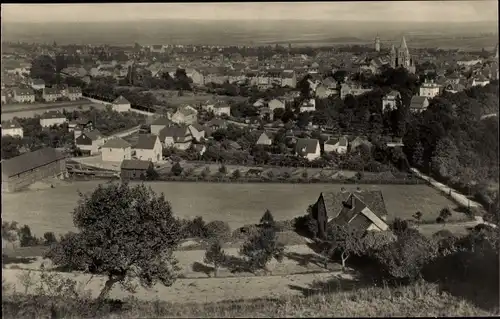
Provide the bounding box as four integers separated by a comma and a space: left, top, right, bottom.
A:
2, 280, 495, 318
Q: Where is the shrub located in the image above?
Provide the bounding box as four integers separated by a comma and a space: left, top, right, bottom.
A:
231, 224, 260, 241
200, 166, 211, 178
293, 213, 318, 239
171, 162, 183, 176
205, 221, 231, 241
17, 225, 41, 247
436, 207, 452, 224
301, 170, 308, 179
218, 165, 227, 174
372, 229, 436, 282
43, 232, 57, 246
239, 226, 285, 274
232, 169, 241, 180
355, 171, 363, 181
184, 216, 208, 239
203, 240, 226, 277
260, 209, 276, 227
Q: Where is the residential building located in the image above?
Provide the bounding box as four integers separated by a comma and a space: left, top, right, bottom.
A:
39, 111, 67, 127
212, 102, 231, 117
256, 131, 274, 146
1, 120, 23, 138
13, 88, 35, 103
120, 160, 153, 181
349, 136, 373, 152
315, 85, 336, 99
295, 138, 321, 161
69, 118, 93, 138
112, 96, 131, 113
158, 126, 192, 150
419, 79, 441, 98
382, 90, 401, 112
340, 83, 371, 99
300, 99, 316, 113
472, 75, 490, 87
188, 123, 207, 142
1, 147, 67, 193
281, 71, 297, 88
134, 134, 162, 162
409, 96, 429, 113
324, 136, 348, 154
310, 189, 389, 239
205, 118, 227, 131
30, 78, 46, 90
101, 137, 132, 162
1, 90, 6, 103
42, 87, 61, 102
75, 129, 107, 155
150, 117, 175, 135
66, 87, 83, 101
268, 99, 286, 112
171, 105, 197, 125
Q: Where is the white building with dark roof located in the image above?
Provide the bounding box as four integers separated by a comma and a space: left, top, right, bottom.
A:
1, 120, 23, 138
112, 95, 131, 113
39, 110, 67, 127
134, 134, 162, 163
13, 88, 35, 103
101, 137, 132, 162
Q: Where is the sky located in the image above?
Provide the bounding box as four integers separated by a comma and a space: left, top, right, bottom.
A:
1, 2, 498, 23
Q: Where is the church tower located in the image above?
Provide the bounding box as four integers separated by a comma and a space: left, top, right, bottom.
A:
390, 44, 396, 68
397, 36, 410, 68
375, 35, 380, 52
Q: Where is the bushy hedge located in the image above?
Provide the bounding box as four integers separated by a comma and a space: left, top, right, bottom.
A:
155, 173, 425, 185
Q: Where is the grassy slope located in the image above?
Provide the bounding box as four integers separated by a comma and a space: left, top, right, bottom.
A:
2, 280, 496, 318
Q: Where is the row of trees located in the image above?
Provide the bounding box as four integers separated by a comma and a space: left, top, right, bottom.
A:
402, 81, 499, 221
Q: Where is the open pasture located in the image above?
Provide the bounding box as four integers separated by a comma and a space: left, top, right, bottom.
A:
2, 181, 463, 237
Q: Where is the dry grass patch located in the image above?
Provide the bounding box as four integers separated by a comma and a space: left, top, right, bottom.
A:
2, 280, 495, 318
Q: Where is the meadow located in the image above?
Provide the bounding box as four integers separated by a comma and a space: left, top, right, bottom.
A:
0, 103, 104, 121
2, 181, 461, 237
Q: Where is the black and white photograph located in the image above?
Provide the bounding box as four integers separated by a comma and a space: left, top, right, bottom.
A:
1, 2, 499, 317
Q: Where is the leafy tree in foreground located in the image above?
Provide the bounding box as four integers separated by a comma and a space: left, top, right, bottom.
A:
324, 225, 367, 270
204, 240, 227, 277
239, 226, 285, 274
45, 183, 183, 301
373, 228, 436, 282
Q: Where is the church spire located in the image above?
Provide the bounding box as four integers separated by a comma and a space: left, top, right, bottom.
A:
400, 36, 408, 51
390, 44, 396, 54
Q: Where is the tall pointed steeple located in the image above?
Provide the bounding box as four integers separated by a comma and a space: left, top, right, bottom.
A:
400, 36, 408, 51
495, 44, 499, 59
390, 44, 396, 55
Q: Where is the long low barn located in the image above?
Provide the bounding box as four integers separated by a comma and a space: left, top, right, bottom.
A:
1, 147, 67, 192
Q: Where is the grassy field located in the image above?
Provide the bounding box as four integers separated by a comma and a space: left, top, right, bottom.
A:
2, 277, 495, 318
148, 90, 247, 108
1, 103, 104, 121
2, 181, 462, 237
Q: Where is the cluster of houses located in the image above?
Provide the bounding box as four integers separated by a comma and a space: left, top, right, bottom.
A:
1, 84, 83, 104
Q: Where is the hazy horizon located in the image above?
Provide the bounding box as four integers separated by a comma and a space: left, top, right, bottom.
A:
2, 2, 498, 23
1, 2, 497, 49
